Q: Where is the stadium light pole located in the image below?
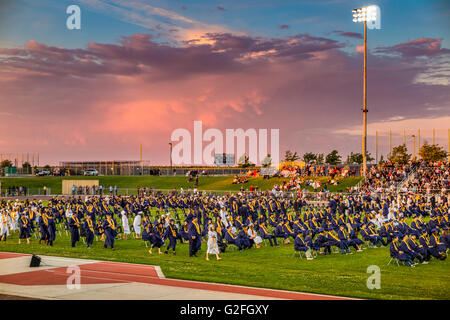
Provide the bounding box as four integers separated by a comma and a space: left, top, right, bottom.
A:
412, 135, 416, 161
169, 142, 173, 169
352, 6, 377, 176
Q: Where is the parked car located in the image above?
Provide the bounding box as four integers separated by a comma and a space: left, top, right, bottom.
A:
36, 170, 51, 176
83, 169, 99, 176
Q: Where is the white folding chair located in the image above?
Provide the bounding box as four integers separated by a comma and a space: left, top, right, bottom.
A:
387, 257, 400, 266
292, 250, 304, 259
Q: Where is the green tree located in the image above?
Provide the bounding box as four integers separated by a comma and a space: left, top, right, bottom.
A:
419, 142, 447, 162
379, 154, 384, 165
388, 144, 411, 164
0, 160, 12, 168
302, 152, 317, 164
346, 152, 375, 164
325, 150, 342, 165
316, 153, 324, 164
284, 150, 300, 162
345, 152, 362, 164
366, 152, 375, 163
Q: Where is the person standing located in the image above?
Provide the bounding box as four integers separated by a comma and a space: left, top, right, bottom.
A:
46, 210, 56, 246
83, 215, 95, 248
38, 211, 48, 245
150, 223, 165, 255
206, 225, 222, 261
188, 216, 202, 257
0, 211, 9, 241
121, 211, 130, 240
164, 219, 179, 255
133, 212, 142, 239
103, 213, 117, 250
18, 213, 31, 244
69, 213, 80, 248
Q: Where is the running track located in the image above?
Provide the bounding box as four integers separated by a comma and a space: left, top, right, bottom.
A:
0, 252, 354, 300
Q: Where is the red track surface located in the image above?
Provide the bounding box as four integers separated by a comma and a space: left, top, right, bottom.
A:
0, 252, 28, 259
0, 253, 351, 300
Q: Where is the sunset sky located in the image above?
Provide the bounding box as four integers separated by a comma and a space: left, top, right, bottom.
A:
0, 0, 449, 165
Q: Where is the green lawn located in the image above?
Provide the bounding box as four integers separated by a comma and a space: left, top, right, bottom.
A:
1, 216, 448, 300
0, 175, 362, 195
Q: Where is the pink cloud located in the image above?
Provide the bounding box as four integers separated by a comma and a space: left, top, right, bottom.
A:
0, 34, 448, 165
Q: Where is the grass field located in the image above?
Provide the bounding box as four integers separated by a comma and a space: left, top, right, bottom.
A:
1, 215, 448, 300
0, 175, 362, 194
1, 175, 448, 299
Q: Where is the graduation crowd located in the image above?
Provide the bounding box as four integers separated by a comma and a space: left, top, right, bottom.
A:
0, 187, 448, 266
400, 162, 449, 194
358, 161, 448, 194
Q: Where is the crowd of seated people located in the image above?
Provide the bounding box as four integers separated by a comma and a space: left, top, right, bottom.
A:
400, 161, 449, 195
232, 175, 248, 184
0, 187, 448, 268
275, 164, 358, 178
358, 161, 417, 193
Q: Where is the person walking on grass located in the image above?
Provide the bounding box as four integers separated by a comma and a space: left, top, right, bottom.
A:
69, 213, 80, 248
121, 211, 130, 240
84, 215, 95, 249
206, 225, 222, 261
133, 212, 142, 239
188, 216, 202, 257
0, 211, 9, 242
164, 219, 179, 255
103, 213, 117, 250
18, 213, 30, 244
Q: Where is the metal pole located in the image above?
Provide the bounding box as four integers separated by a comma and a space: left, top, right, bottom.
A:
362, 20, 367, 176
389, 129, 392, 157
140, 144, 143, 175
403, 129, 406, 145
169, 143, 173, 168
418, 129, 420, 159
433, 129, 435, 145
412, 135, 416, 161
375, 130, 378, 164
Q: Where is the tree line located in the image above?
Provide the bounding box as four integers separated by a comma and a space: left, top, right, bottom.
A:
284, 141, 448, 165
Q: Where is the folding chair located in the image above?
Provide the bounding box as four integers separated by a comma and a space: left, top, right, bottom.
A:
292, 250, 304, 259
387, 257, 400, 266
226, 241, 238, 251
365, 240, 374, 249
